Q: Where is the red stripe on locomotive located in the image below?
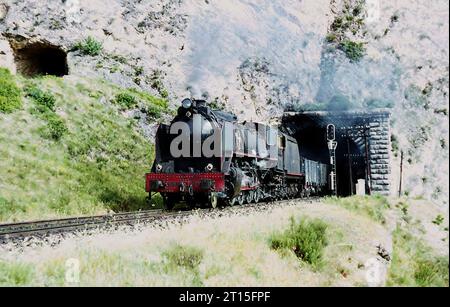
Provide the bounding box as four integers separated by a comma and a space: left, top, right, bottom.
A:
146, 172, 226, 193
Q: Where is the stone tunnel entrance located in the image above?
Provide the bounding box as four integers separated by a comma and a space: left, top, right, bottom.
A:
11, 41, 68, 77
282, 110, 391, 196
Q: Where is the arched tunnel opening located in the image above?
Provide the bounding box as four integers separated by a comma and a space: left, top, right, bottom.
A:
12, 42, 68, 77
282, 110, 391, 197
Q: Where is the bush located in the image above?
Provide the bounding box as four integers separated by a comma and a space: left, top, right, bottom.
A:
74, 36, 103, 56
45, 113, 68, 141
432, 214, 445, 226
270, 217, 328, 268
145, 105, 162, 119
0, 68, 22, 113
25, 86, 56, 112
338, 40, 365, 62
163, 245, 204, 270
114, 92, 137, 109
25, 85, 67, 140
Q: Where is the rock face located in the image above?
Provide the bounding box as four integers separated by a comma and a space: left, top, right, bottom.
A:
0, 0, 448, 204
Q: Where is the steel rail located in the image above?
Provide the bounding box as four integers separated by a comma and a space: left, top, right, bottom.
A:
0, 197, 321, 243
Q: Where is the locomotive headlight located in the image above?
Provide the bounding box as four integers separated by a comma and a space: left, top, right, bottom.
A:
182, 98, 192, 109
205, 163, 213, 172
156, 164, 163, 172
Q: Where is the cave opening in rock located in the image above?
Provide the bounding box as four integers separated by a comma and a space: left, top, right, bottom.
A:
13, 42, 68, 77
282, 110, 392, 196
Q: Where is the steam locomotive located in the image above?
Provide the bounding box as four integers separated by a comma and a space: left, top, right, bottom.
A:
145, 99, 330, 209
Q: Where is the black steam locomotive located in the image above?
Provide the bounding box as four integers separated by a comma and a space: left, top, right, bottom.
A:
146, 99, 329, 209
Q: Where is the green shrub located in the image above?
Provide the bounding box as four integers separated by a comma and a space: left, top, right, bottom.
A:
432, 214, 445, 226
270, 217, 328, 268
160, 88, 169, 99
25, 86, 56, 112
44, 113, 68, 141
114, 92, 137, 109
25, 85, 67, 140
74, 36, 103, 56
113, 88, 168, 117
0, 68, 22, 113
145, 105, 162, 119
163, 245, 204, 270
338, 40, 366, 62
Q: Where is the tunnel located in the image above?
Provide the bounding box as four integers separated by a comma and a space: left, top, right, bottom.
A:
12, 42, 69, 77
282, 110, 392, 196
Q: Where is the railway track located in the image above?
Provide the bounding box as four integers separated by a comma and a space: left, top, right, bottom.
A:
0, 197, 321, 245
0, 209, 184, 243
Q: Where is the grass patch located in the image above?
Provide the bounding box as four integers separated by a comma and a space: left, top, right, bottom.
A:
25, 85, 56, 112
73, 36, 103, 56
388, 227, 449, 287
0, 261, 35, 286
325, 195, 391, 224
270, 217, 328, 269
0, 68, 22, 113
24, 85, 68, 141
338, 40, 366, 62
113, 92, 138, 109
113, 88, 169, 119
162, 244, 204, 286
163, 244, 204, 270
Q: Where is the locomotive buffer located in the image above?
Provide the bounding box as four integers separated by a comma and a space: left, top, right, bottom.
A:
327, 124, 338, 196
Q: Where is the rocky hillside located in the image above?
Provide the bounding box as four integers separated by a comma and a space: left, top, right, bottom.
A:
1, 0, 449, 206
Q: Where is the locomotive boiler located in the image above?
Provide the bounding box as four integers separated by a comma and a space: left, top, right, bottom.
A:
145, 98, 329, 210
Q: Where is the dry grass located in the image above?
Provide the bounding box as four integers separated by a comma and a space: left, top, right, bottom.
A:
0, 200, 395, 287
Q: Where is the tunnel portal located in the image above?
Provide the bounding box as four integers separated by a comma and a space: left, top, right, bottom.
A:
282, 110, 391, 196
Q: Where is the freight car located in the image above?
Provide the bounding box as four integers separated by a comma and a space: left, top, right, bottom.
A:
146, 99, 330, 209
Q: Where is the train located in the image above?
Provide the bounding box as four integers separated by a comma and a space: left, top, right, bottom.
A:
145, 98, 330, 209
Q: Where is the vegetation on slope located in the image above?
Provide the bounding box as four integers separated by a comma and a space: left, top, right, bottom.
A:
0, 71, 168, 222
270, 218, 328, 269
0, 196, 447, 286
0, 68, 22, 113
325, 195, 391, 224
73, 36, 103, 56
388, 227, 448, 287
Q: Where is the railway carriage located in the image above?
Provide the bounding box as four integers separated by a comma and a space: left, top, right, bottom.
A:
146, 99, 330, 209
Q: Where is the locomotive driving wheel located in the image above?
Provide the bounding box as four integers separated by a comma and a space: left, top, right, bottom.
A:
245, 192, 252, 204
208, 192, 218, 209
163, 195, 177, 210
230, 197, 238, 206
253, 190, 260, 203
237, 194, 244, 206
